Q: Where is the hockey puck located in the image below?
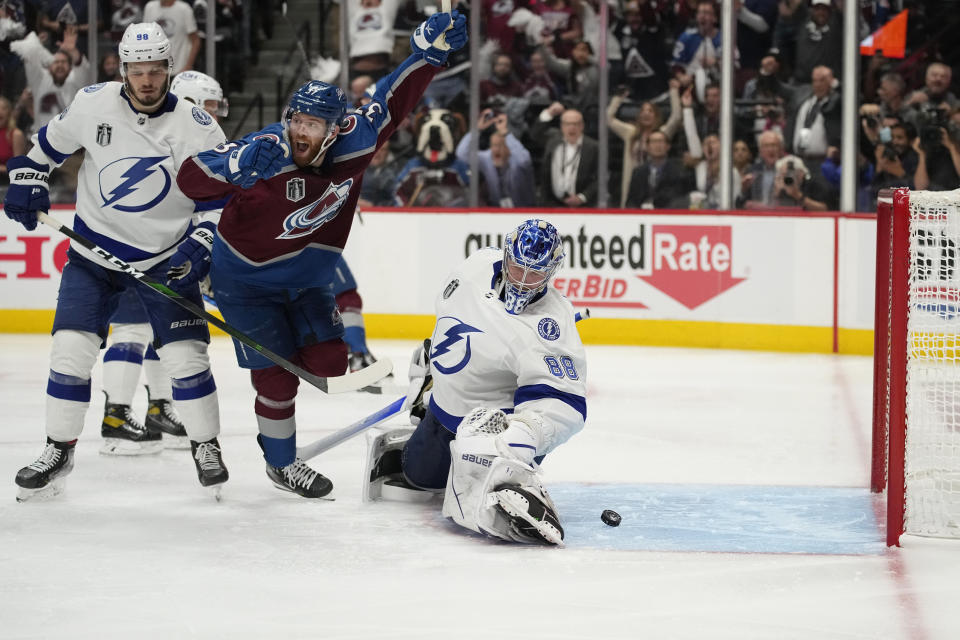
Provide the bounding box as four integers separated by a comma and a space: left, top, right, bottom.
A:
601, 509, 621, 527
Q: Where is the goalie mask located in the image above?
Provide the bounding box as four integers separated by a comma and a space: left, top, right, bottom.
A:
118, 22, 173, 105
502, 219, 565, 315
282, 80, 348, 166
171, 70, 228, 118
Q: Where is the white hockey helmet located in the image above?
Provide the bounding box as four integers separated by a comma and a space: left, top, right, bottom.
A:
118, 22, 173, 78
171, 70, 229, 117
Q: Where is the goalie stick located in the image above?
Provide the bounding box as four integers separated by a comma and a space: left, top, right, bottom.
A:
38, 212, 392, 394
296, 308, 591, 459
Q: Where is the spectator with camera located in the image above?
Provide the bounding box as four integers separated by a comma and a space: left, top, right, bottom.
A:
625, 130, 694, 209
874, 71, 911, 123
456, 109, 534, 207
787, 65, 841, 169
769, 154, 831, 210
906, 62, 958, 114
912, 119, 960, 192
871, 122, 918, 196
739, 51, 792, 146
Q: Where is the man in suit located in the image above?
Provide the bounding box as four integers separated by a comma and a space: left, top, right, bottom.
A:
539, 108, 600, 207
786, 65, 841, 168
625, 130, 693, 209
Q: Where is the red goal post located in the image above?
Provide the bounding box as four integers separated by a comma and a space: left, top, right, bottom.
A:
873, 187, 960, 546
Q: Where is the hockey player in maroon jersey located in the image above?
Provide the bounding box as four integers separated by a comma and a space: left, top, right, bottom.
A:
175, 10, 468, 498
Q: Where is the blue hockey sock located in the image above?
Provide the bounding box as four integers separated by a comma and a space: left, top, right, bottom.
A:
343, 326, 368, 354
258, 433, 296, 468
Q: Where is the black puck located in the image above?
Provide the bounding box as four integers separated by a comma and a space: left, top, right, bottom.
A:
601, 509, 621, 527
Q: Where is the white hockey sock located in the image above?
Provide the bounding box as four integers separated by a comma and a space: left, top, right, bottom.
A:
159, 340, 221, 442
46, 331, 101, 442
101, 345, 145, 406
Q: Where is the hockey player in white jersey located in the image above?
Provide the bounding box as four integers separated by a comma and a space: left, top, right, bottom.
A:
366, 219, 587, 545
99, 70, 227, 451
3, 23, 230, 500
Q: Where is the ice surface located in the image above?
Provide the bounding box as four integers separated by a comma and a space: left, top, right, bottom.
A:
1, 335, 959, 639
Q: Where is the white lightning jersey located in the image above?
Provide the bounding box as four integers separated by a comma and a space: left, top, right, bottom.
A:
428, 248, 587, 455
27, 82, 226, 270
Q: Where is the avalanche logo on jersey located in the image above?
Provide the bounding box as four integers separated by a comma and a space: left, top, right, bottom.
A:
276, 178, 353, 239
98, 156, 171, 212
430, 316, 482, 375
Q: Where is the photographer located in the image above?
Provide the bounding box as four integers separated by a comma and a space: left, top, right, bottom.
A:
770, 154, 830, 211
871, 122, 918, 195
912, 116, 960, 191
455, 108, 534, 207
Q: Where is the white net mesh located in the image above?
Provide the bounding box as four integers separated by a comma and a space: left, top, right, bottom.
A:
905, 189, 960, 537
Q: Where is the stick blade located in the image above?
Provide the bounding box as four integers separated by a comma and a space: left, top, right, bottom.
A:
325, 357, 394, 394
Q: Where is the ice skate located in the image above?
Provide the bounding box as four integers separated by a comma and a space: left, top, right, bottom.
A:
349, 350, 392, 394
493, 486, 564, 546
266, 458, 333, 499
101, 397, 163, 456
15, 438, 76, 502
145, 388, 190, 449
191, 438, 228, 500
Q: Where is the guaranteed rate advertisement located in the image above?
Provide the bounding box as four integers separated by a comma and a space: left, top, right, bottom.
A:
343, 210, 857, 329
0, 207, 877, 351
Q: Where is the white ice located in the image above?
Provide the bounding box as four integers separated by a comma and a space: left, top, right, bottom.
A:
1, 334, 959, 639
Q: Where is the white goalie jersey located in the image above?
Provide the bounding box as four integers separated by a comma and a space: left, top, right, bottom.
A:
427, 247, 587, 456
26, 82, 226, 270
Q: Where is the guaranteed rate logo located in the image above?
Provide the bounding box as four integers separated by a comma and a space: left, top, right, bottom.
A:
465, 223, 747, 311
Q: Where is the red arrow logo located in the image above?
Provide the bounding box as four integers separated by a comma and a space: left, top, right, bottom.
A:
639, 225, 746, 309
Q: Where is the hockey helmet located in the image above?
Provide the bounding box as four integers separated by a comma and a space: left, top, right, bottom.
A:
118, 22, 173, 75
172, 70, 228, 117
283, 80, 349, 164
502, 219, 565, 315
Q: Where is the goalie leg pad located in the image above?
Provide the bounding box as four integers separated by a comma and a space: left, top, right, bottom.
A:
442, 433, 563, 545
362, 427, 433, 502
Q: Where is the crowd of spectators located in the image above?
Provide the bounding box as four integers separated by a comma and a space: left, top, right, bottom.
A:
349, 0, 960, 212
2, 0, 959, 211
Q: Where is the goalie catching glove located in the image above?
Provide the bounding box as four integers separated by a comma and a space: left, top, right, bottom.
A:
167, 221, 216, 289
441, 407, 564, 545
405, 339, 433, 425
3, 156, 50, 231
411, 10, 468, 66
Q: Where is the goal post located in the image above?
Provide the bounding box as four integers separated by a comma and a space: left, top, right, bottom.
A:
873, 187, 960, 546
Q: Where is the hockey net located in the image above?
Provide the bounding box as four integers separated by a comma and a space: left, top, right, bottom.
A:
873, 188, 960, 546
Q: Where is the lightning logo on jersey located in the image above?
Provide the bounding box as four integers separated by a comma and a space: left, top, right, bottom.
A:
98, 156, 171, 212
430, 316, 482, 375
276, 179, 353, 239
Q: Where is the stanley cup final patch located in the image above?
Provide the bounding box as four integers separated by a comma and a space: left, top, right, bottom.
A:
286, 177, 306, 202
96, 123, 112, 146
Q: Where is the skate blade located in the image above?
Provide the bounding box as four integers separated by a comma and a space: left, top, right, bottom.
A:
162, 435, 191, 450
99, 439, 164, 456
494, 490, 564, 546
16, 478, 67, 502
208, 484, 223, 502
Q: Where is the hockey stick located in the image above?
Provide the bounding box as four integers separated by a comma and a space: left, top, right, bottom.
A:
297, 395, 407, 461
296, 308, 592, 459
434, 0, 453, 51
37, 212, 392, 394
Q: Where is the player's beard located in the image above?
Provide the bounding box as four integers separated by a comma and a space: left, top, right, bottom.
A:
128, 79, 169, 111
291, 137, 326, 168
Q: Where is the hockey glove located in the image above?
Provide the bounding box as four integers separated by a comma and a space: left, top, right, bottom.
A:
3, 156, 50, 231
226, 138, 289, 189
167, 221, 216, 289
405, 338, 433, 426
411, 10, 468, 66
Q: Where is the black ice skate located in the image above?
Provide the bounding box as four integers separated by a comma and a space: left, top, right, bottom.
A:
493, 486, 565, 546
101, 396, 163, 456
145, 388, 190, 450
191, 438, 228, 500
266, 458, 333, 499
349, 351, 393, 394
15, 438, 76, 502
